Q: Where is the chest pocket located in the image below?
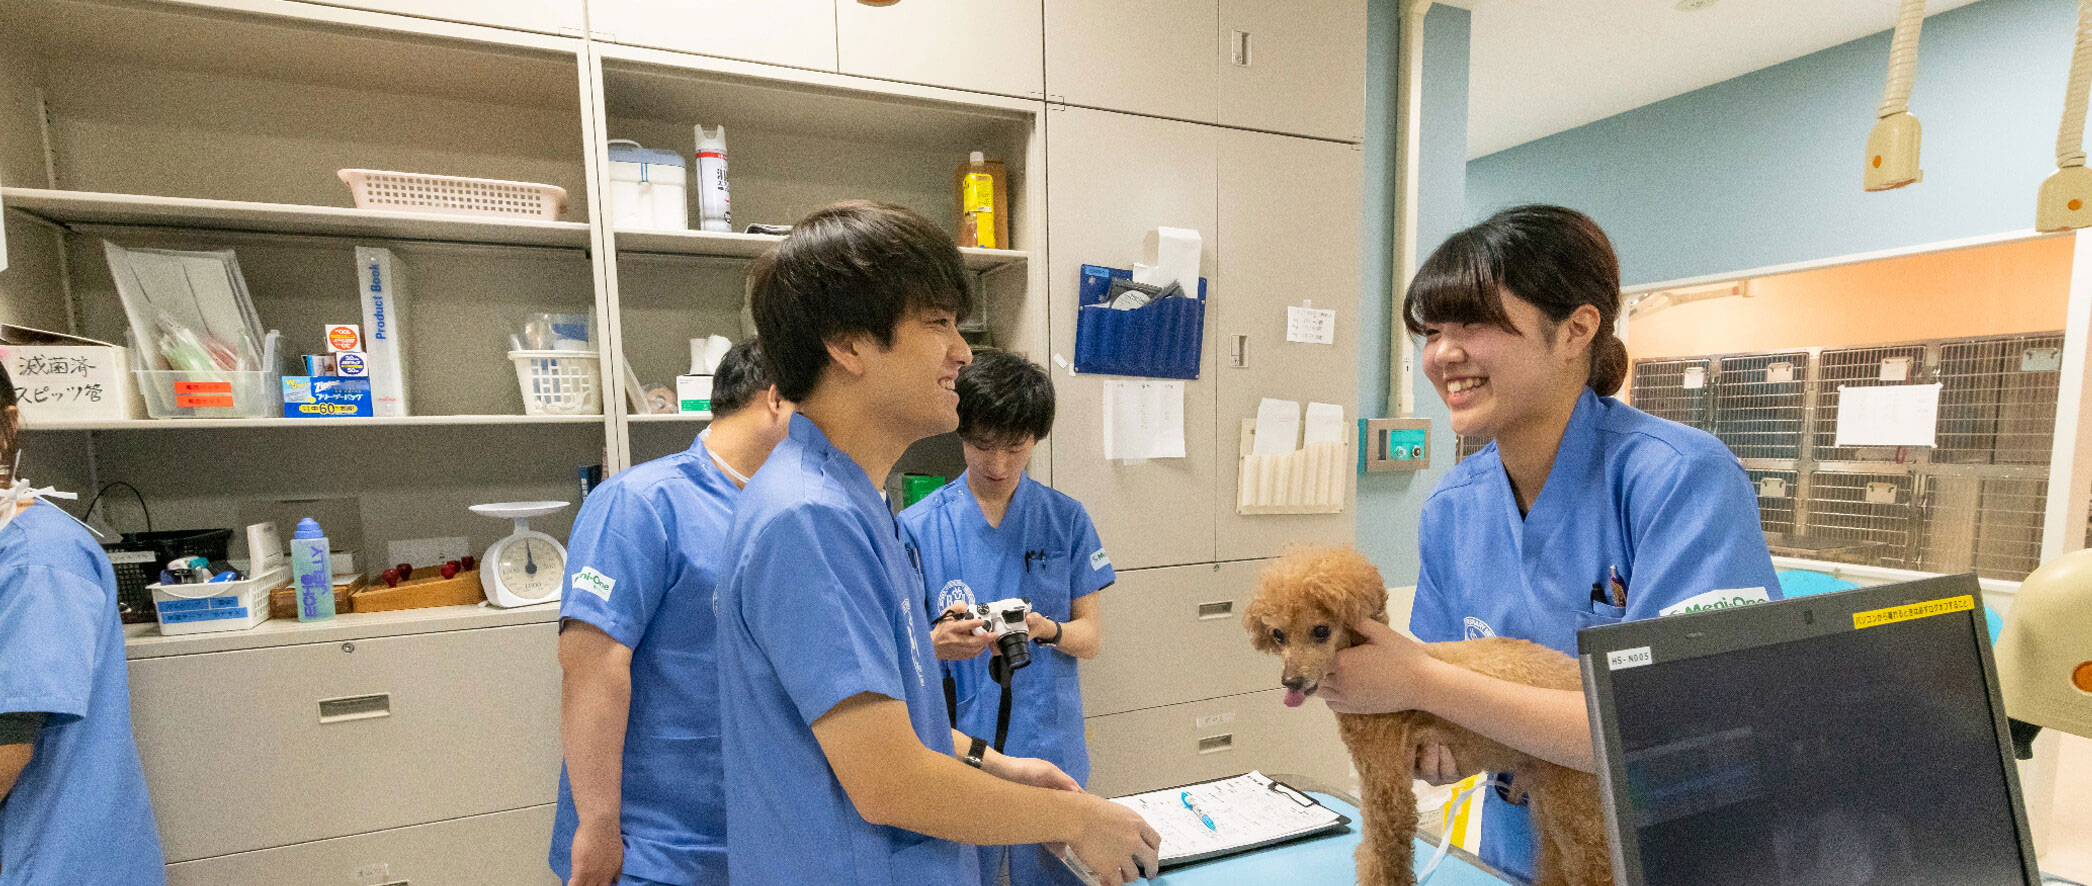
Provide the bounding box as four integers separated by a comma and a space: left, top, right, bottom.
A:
1021, 552, 1075, 618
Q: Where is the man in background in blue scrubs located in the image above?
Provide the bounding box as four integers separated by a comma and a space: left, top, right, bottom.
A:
552, 340, 793, 886
0, 363, 166, 885
904, 349, 1113, 886
716, 201, 1160, 886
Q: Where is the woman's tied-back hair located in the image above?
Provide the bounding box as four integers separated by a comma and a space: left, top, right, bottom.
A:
1402, 204, 1628, 396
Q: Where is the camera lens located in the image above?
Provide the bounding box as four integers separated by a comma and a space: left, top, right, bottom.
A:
998, 632, 1030, 670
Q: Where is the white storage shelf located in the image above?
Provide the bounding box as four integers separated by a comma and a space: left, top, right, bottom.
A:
614, 226, 1026, 270
3, 188, 592, 250
29, 415, 605, 432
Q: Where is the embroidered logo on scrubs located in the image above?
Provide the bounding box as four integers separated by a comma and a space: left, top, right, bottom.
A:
936, 579, 978, 614
1463, 616, 1496, 640
1090, 548, 1111, 571
1658, 587, 1770, 617
900, 597, 927, 687
572, 567, 616, 601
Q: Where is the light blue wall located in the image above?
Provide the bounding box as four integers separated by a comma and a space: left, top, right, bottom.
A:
1466, 0, 2078, 288
1356, 1, 1470, 582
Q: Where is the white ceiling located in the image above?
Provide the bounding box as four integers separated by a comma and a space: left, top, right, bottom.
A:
1462, 0, 1989, 159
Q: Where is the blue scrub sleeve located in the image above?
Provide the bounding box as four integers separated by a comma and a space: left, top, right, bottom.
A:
1622, 451, 1784, 619
1070, 508, 1113, 597
1408, 506, 1460, 643
737, 505, 909, 726
558, 483, 672, 650
0, 566, 102, 723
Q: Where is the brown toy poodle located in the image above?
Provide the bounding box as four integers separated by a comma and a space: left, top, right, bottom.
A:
1243, 543, 1612, 886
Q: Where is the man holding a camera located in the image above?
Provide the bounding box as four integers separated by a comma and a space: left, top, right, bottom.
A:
905, 348, 1113, 886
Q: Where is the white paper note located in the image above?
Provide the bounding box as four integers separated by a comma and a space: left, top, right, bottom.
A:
1767, 361, 1795, 383
1682, 366, 1706, 389
1252, 398, 1301, 456
1834, 383, 1941, 447
1103, 380, 1186, 461
1286, 305, 1336, 344
1303, 402, 1345, 445
1131, 226, 1202, 298
1879, 356, 1911, 382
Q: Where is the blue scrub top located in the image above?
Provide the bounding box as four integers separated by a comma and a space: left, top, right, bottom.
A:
0, 502, 165, 886
550, 432, 741, 885
715, 415, 979, 886
1409, 389, 1780, 885
898, 473, 1113, 785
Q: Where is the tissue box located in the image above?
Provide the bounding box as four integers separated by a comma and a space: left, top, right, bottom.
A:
282, 376, 374, 417
677, 374, 714, 416
0, 324, 144, 422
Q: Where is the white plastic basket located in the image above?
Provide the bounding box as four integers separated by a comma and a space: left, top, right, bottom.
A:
338, 169, 568, 220
509, 350, 601, 416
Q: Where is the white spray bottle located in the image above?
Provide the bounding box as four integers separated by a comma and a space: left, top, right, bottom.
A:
695, 124, 731, 233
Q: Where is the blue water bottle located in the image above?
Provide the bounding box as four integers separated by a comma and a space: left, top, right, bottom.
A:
291, 518, 335, 622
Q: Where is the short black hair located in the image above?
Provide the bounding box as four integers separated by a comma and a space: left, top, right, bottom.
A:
709, 338, 771, 417
0, 360, 16, 470
1403, 204, 1629, 395
956, 349, 1053, 447
750, 201, 974, 402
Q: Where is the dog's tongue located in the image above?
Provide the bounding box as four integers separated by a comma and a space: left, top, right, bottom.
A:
1283, 689, 1307, 708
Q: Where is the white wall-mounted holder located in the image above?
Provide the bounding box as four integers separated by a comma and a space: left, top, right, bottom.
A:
2037, 0, 2092, 231
1864, 0, 1926, 192
1237, 419, 1350, 514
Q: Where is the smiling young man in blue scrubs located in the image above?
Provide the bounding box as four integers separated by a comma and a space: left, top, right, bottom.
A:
0, 365, 166, 886
715, 201, 1160, 886
550, 340, 794, 886
1317, 206, 1781, 885
903, 349, 1112, 886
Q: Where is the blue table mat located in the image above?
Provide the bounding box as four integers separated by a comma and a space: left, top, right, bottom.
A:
1146, 791, 1510, 885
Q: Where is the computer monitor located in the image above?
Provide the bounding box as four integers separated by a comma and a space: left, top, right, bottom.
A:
1579, 574, 2039, 886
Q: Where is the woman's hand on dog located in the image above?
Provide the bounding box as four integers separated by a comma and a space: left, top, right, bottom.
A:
1319, 617, 1442, 715
932, 603, 994, 660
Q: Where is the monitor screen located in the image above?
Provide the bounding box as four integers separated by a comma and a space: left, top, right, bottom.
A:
1605, 605, 2027, 886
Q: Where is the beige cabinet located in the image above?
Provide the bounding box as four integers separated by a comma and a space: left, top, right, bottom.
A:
1045, 0, 1217, 123
1217, 0, 1368, 141
1083, 561, 1275, 717
1086, 688, 1353, 797
128, 623, 561, 863
1046, 107, 1219, 570
587, 0, 838, 70
837, 0, 1044, 98
1214, 130, 1363, 559
166, 806, 560, 886
294, 0, 584, 34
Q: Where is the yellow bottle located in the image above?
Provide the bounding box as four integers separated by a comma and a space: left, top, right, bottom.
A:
960, 151, 999, 249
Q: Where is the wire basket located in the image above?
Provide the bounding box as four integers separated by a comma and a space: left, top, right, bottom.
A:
338, 169, 568, 220
509, 350, 601, 416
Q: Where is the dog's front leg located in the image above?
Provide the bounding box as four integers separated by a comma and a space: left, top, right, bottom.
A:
1348, 721, 1422, 886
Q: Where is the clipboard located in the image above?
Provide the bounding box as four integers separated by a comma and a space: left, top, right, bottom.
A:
1055, 771, 1352, 882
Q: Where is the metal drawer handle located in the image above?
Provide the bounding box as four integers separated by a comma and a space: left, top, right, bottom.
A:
1231, 30, 1252, 67
319, 693, 392, 724
1197, 601, 1234, 620
1198, 733, 1235, 755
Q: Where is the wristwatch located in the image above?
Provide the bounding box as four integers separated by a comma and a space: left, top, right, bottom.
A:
1034, 618, 1064, 646
964, 735, 989, 769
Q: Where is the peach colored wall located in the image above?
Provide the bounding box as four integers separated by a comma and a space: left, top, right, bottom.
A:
1627, 236, 2073, 360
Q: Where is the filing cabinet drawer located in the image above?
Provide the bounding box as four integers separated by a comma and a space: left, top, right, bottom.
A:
1085, 689, 1352, 797
1083, 561, 1274, 717
128, 623, 560, 862
166, 805, 559, 886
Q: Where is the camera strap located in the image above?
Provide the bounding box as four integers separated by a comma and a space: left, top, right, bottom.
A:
989, 655, 1015, 753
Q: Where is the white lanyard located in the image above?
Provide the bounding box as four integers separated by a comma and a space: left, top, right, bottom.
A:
0, 481, 84, 537
699, 429, 753, 486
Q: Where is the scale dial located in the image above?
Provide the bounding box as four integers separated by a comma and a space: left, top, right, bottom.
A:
491, 531, 565, 603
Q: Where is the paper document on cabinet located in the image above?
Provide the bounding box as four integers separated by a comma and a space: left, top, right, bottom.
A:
1102, 379, 1185, 461
1833, 384, 1941, 448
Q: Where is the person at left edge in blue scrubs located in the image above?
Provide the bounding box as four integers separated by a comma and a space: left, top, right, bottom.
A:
550, 340, 795, 886
0, 361, 167, 886
1315, 205, 1780, 884
901, 349, 1114, 886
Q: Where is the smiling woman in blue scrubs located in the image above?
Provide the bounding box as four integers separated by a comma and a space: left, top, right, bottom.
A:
550, 340, 794, 886
902, 349, 1114, 886
0, 363, 166, 885
1318, 205, 1780, 884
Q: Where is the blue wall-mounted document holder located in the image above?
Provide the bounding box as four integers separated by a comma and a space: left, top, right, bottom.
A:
1073, 264, 1207, 379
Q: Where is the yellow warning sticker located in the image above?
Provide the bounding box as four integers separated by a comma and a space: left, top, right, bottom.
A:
1853, 594, 1975, 630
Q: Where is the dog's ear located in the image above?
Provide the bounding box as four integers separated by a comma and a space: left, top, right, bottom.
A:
1242, 591, 1278, 652
1299, 545, 1389, 629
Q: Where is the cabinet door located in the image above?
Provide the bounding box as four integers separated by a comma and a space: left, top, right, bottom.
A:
128, 624, 560, 862
1082, 561, 1273, 716
1215, 130, 1362, 559
1046, 107, 1218, 570
166, 805, 560, 886
1217, 0, 1367, 141
588, 0, 837, 71
300, 0, 584, 34
837, 0, 1044, 98
1085, 689, 1353, 798
1045, 0, 1215, 122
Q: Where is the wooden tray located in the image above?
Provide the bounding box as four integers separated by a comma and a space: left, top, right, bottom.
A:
350, 566, 486, 613
268, 573, 368, 620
